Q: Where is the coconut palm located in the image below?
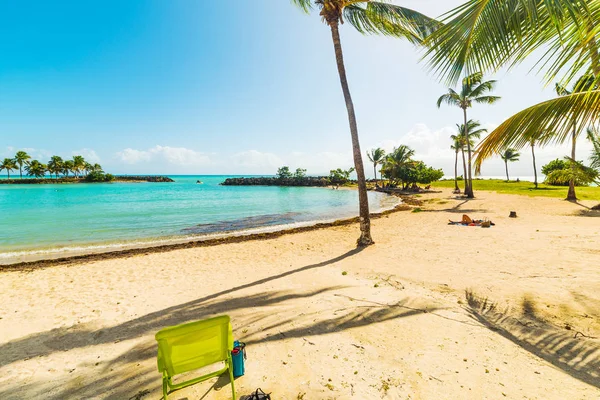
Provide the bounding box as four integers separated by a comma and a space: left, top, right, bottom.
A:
14, 151, 31, 179
47, 156, 64, 180
450, 137, 462, 192
423, 1, 600, 198
92, 163, 103, 172
25, 160, 47, 178
380, 145, 415, 187
63, 160, 74, 178
72, 155, 86, 178
367, 148, 386, 187
292, 0, 438, 246
588, 127, 600, 171
451, 120, 487, 193
437, 76, 499, 199
1, 158, 17, 179
500, 148, 520, 182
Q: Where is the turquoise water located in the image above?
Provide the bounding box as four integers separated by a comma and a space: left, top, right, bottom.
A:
0, 175, 396, 264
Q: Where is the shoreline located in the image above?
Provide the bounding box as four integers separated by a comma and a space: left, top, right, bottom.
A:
0, 203, 410, 272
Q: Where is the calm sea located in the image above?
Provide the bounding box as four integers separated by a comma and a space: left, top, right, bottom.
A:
0, 175, 397, 264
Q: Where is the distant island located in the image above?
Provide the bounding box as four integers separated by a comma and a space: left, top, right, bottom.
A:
0, 150, 173, 184
221, 166, 357, 188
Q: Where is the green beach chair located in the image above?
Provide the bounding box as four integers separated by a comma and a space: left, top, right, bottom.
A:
155, 315, 236, 400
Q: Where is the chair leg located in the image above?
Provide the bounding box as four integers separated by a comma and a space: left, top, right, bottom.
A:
228, 357, 236, 400
162, 376, 169, 400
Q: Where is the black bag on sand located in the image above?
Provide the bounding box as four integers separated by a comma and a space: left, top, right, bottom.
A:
248, 388, 271, 400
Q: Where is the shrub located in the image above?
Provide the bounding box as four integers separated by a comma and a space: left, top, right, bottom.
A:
541, 159, 568, 176
85, 171, 115, 182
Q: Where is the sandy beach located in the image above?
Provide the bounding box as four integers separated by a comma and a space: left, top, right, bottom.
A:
1, 189, 599, 399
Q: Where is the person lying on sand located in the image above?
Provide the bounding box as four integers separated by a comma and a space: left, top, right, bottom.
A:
448, 214, 495, 226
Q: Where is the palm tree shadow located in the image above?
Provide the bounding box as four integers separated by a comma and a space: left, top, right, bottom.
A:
464, 290, 600, 388
424, 198, 489, 214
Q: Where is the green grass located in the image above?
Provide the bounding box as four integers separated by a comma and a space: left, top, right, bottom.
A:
434, 179, 600, 200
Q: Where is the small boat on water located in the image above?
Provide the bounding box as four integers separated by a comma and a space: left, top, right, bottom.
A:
196, 180, 203, 184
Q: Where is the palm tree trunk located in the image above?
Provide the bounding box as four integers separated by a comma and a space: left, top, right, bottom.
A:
463, 108, 474, 198
567, 123, 577, 201
461, 148, 468, 193
531, 143, 538, 189
329, 21, 373, 246
505, 160, 509, 181
454, 150, 459, 191
373, 163, 377, 188
19, 165, 22, 179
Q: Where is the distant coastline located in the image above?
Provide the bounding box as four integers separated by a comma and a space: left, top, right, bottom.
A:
0, 175, 174, 184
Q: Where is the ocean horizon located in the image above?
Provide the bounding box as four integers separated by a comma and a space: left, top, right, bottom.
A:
0, 175, 398, 264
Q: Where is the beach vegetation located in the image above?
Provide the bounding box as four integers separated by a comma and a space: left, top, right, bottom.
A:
47, 156, 64, 180
367, 148, 386, 188
587, 127, 600, 171
277, 166, 293, 180
544, 158, 598, 187
380, 145, 443, 190
434, 179, 600, 200
294, 168, 307, 179
437, 72, 500, 198
542, 159, 569, 177
329, 167, 355, 186
24, 160, 47, 178
14, 150, 31, 179
0, 158, 17, 179
292, 0, 439, 246
85, 171, 115, 182
500, 148, 520, 182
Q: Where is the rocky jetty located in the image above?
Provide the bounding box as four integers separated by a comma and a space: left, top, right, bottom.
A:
221, 176, 332, 187
115, 176, 174, 182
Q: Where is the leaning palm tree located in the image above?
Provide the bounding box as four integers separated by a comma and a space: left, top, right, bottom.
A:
500, 148, 520, 182
1, 158, 17, 179
25, 160, 47, 178
367, 148, 386, 188
72, 155, 86, 178
92, 163, 103, 172
437, 75, 499, 199
292, 0, 438, 246
47, 156, 64, 180
14, 150, 31, 179
63, 160, 74, 178
423, 1, 600, 198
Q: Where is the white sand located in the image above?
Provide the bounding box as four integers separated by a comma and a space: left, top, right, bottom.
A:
0, 189, 599, 399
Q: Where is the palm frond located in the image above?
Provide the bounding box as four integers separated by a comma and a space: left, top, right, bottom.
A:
588, 127, 600, 169
291, 0, 313, 13
422, 0, 598, 87
474, 90, 600, 173
343, 2, 440, 43
473, 95, 501, 104
437, 92, 460, 108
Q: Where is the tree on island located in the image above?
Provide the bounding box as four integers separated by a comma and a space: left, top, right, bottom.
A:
500, 148, 520, 182
329, 167, 355, 188
62, 160, 74, 177
72, 155, 86, 178
25, 160, 47, 178
292, 0, 438, 246
1, 158, 17, 179
47, 156, 64, 180
14, 151, 31, 179
367, 148, 386, 188
437, 73, 500, 198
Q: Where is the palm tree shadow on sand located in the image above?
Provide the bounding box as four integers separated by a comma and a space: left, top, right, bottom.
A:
464, 290, 600, 389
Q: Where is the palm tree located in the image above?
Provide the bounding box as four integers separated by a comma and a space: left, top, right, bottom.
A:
72, 155, 86, 178
437, 72, 500, 198
500, 148, 520, 182
450, 137, 462, 192
14, 151, 31, 179
292, 0, 438, 246
63, 160, 74, 178
47, 156, 64, 180
423, 1, 600, 198
25, 160, 47, 178
367, 148, 386, 188
91, 163, 103, 172
1, 158, 17, 179
588, 127, 600, 171
450, 120, 486, 193
380, 145, 415, 188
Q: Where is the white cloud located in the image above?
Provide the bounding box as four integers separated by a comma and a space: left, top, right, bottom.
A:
115, 145, 211, 166
72, 148, 101, 163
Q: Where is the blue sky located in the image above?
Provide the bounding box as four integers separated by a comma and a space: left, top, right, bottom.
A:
0, 0, 589, 177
